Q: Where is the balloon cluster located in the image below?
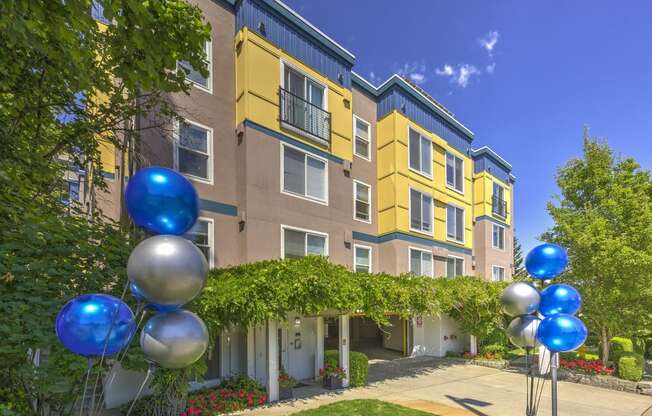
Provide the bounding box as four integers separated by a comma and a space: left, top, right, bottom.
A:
502, 243, 587, 353
56, 167, 209, 370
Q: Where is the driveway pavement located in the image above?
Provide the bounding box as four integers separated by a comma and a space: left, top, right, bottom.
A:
242, 357, 652, 416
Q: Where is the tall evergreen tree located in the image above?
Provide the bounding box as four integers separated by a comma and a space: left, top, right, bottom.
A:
512, 236, 526, 280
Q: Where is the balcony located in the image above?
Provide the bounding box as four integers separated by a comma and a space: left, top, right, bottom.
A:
492, 195, 507, 218
279, 87, 331, 145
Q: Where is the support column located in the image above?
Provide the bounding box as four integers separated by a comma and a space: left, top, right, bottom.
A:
315, 316, 324, 379
338, 314, 350, 388
470, 335, 478, 355
266, 320, 279, 402
246, 326, 255, 379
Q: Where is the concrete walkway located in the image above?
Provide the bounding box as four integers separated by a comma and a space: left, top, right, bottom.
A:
241, 357, 652, 416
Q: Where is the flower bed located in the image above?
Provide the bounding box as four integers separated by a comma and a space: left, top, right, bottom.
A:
559, 358, 614, 376
181, 377, 268, 415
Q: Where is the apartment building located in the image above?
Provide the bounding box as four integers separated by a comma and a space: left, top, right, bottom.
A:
95, 0, 515, 407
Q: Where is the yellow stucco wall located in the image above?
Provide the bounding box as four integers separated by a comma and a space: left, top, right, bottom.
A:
473, 171, 512, 226
377, 111, 473, 250
235, 28, 353, 161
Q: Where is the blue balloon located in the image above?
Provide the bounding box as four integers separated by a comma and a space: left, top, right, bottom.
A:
536, 314, 587, 352
55, 294, 136, 357
539, 284, 582, 317
125, 166, 199, 235
131, 282, 181, 312
525, 243, 568, 280
129, 282, 146, 303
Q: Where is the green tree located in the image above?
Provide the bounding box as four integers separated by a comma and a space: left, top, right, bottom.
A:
512, 236, 527, 280
543, 132, 652, 364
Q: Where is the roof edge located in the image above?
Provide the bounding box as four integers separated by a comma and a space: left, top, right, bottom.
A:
472, 146, 513, 172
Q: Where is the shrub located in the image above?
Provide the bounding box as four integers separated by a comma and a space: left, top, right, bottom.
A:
559, 358, 614, 376
617, 352, 645, 382
445, 350, 462, 358
610, 337, 634, 363
184, 377, 267, 416
324, 350, 369, 387
645, 338, 652, 359
480, 344, 507, 360
632, 337, 646, 355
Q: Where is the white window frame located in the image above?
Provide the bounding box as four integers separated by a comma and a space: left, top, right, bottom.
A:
186, 217, 215, 268
180, 39, 212, 94
446, 255, 465, 278
353, 179, 372, 224
492, 223, 505, 251
445, 151, 465, 194
407, 126, 433, 179
492, 265, 506, 282
353, 244, 372, 273
408, 247, 434, 278
446, 203, 465, 244
174, 118, 214, 185
353, 115, 371, 161
280, 143, 329, 206
409, 187, 434, 236
280, 225, 329, 258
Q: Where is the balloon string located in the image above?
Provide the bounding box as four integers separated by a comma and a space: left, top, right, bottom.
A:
91, 305, 147, 416
79, 358, 94, 416
125, 364, 154, 416
533, 353, 551, 415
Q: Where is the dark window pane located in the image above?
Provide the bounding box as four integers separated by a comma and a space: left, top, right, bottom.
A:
178, 148, 208, 179
284, 229, 305, 258
283, 147, 305, 195
409, 129, 420, 171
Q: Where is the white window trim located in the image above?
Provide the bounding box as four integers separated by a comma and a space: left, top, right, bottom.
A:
180, 39, 213, 94
408, 246, 434, 278
492, 265, 506, 282
353, 179, 372, 224
173, 118, 214, 185
446, 203, 465, 244
196, 216, 215, 268
352, 115, 371, 162
280, 224, 329, 258
353, 244, 372, 273
408, 186, 434, 236
280, 142, 329, 206
407, 126, 433, 180
446, 254, 465, 278
445, 151, 465, 195
492, 223, 506, 251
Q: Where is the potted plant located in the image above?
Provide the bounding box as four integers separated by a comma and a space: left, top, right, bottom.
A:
278, 367, 297, 400
319, 363, 346, 390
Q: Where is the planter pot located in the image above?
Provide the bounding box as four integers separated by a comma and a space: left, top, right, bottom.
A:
279, 386, 293, 400
322, 376, 344, 390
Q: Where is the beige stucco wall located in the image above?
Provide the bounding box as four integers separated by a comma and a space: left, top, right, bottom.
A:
473, 219, 513, 280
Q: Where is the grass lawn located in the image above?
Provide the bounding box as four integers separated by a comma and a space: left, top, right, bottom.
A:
291, 399, 436, 415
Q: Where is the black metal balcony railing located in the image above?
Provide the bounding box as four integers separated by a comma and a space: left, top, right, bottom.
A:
492, 195, 507, 218
279, 87, 331, 144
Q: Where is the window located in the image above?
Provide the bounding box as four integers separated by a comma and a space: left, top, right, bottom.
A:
446, 152, 464, 193
353, 180, 371, 223
179, 40, 212, 92
281, 64, 329, 143
176, 120, 212, 182
408, 128, 432, 177
446, 257, 464, 278
446, 205, 465, 243
353, 245, 372, 273
492, 266, 506, 282
68, 181, 80, 202
409, 248, 433, 277
282, 145, 328, 204
492, 182, 507, 217
282, 226, 328, 258
353, 116, 371, 160
492, 223, 505, 250
184, 218, 214, 267
409, 188, 433, 235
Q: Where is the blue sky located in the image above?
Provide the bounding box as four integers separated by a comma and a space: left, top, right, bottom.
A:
283, 0, 652, 254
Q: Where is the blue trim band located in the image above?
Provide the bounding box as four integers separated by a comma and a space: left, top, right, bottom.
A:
244, 120, 344, 164
352, 231, 472, 255
101, 171, 115, 179
200, 199, 238, 216
475, 215, 511, 228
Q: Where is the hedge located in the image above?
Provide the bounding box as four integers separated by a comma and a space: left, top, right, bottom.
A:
646, 338, 652, 359
617, 352, 645, 382
609, 337, 633, 363
324, 350, 369, 387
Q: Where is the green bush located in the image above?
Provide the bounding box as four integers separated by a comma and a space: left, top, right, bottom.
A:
324, 350, 369, 387
617, 352, 645, 382
445, 350, 462, 358
645, 338, 652, 359
479, 344, 507, 360
610, 337, 634, 363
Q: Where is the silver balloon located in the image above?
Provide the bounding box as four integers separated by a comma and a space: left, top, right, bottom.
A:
127, 235, 208, 306
507, 315, 541, 348
140, 310, 209, 369
500, 282, 540, 317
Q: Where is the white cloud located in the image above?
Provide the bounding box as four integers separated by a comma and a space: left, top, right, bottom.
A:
396, 62, 428, 85
434, 64, 480, 88
486, 62, 496, 74
479, 31, 499, 56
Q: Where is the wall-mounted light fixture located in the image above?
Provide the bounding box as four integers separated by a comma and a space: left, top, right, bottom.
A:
294, 317, 301, 327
